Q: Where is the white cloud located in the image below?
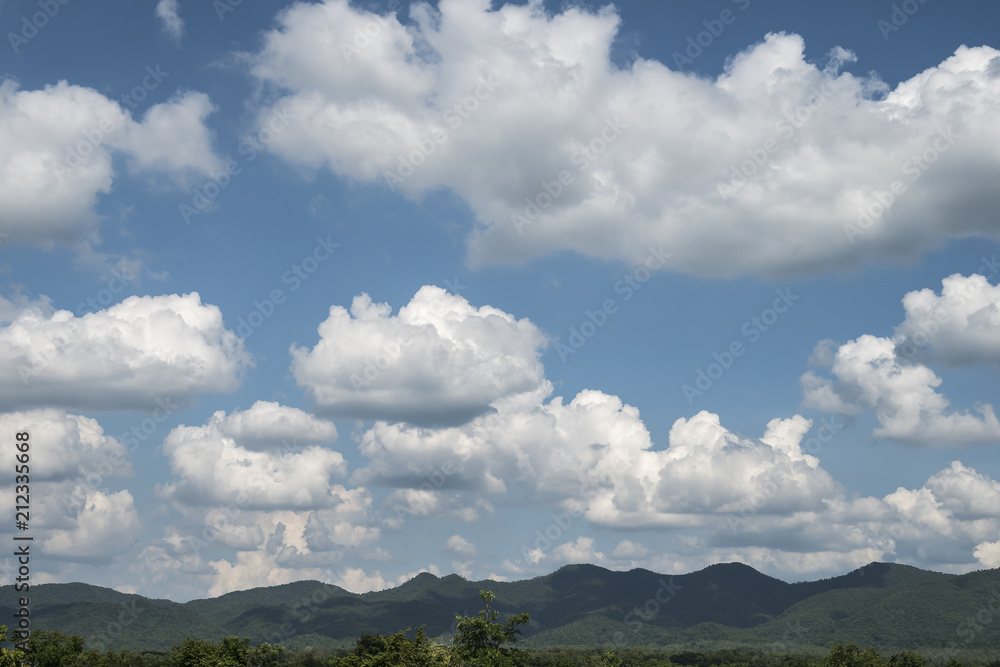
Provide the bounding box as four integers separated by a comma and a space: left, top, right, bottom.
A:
41, 490, 142, 561
208, 549, 340, 598
553, 536, 605, 563
117, 92, 218, 176
895, 273, 1000, 365
155, 0, 184, 40
0, 409, 130, 484
355, 377, 841, 534
217, 400, 338, 451
444, 534, 478, 557
0, 293, 250, 411
291, 286, 547, 426
249, 0, 1000, 277
0, 80, 221, 245
0, 409, 143, 565
611, 538, 649, 559
974, 540, 1000, 568
802, 334, 1000, 446
336, 566, 389, 593
158, 404, 349, 509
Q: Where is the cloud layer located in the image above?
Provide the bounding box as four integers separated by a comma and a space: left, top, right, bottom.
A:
250, 0, 1000, 277
0, 79, 219, 245
0, 293, 249, 411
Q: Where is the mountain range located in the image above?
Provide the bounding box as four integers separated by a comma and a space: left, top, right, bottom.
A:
2, 562, 998, 655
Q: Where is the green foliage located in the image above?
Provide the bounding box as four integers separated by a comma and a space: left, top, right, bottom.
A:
328, 627, 448, 667
0, 627, 25, 667
452, 591, 531, 667
167, 636, 283, 667
823, 643, 887, 667
599, 649, 624, 667
23, 629, 88, 667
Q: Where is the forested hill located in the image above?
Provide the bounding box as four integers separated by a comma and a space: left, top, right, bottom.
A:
1, 562, 997, 654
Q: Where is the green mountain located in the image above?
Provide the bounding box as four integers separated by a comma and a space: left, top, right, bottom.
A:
1, 562, 998, 655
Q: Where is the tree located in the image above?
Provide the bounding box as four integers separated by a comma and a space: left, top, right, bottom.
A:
329, 628, 446, 667
824, 643, 886, 667
21, 630, 87, 667
168, 637, 283, 667
0, 627, 25, 667
452, 590, 530, 667
888, 651, 924, 667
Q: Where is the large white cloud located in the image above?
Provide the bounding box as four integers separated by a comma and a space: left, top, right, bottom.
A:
158, 403, 349, 509
895, 273, 1000, 365
291, 285, 547, 425
0, 80, 220, 245
802, 274, 1000, 446
802, 334, 1000, 446
216, 400, 338, 451
354, 379, 841, 532
0, 293, 250, 410
249, 0, 1000, 277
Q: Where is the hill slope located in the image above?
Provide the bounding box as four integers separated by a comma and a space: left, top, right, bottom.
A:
1, 562, 997, 654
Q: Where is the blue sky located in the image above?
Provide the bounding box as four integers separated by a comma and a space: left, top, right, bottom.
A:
1, 0, 1000, 603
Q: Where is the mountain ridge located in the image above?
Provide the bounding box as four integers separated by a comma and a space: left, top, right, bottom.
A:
2, 561, 998, 655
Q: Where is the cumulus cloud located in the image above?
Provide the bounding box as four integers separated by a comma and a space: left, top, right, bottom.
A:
0, 409, 131, 484
0, 410, 142, 566
291, 286, 547, 426
895, 273, 1000, 365
803, 274, 1000, 446
444, 534, 478, 557
802, 335, 1000, 446
354, 375, 841, 535
155, 0, 183, 40
336, 566, 389, 593
974, 540, 1000, 568
0, 80, 220, 245
42, 490, 142, 561
158, 404, 349, 509
553, 536, 605, 563
249, 0, 1000, 277
0, 293, 250, 411
217, 400, 338, 451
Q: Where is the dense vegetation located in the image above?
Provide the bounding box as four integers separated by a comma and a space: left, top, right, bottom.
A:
1, 590, 998, 667
2, 563, 999, 657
